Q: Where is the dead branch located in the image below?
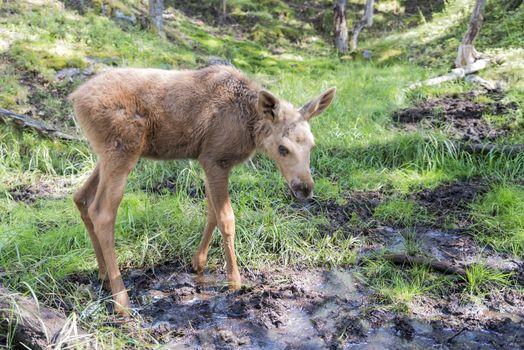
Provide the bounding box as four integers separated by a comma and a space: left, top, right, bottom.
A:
0, 107, 82, 142
383, 254, 467, 277
0, 287, 97, 349
409, 59, 489, 89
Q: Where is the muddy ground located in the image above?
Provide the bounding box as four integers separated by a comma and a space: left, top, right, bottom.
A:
60, 179, 524, 350
393, 91, 519, 142
106, 261, 522, 350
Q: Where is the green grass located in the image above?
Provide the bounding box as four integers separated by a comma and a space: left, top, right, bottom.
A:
374, 198, 432, 227
0, 60, 27, 111
360, 256, 453, 311
0, 0, 523, 347
401, 230, 423, 256
470, 185, 524, 257
463, 263, 512, 297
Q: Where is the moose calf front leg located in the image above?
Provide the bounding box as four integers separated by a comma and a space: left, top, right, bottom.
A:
204, 169, 241, 288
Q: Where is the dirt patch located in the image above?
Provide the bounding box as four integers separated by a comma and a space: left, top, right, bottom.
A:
393, 92, 518, 142
7, 179, 71, 204
143, 176, 205, 199
412, 179, 488, 230
313, 191, 384, 233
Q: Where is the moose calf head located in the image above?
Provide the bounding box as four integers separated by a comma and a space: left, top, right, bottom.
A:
257, 87, 336, 201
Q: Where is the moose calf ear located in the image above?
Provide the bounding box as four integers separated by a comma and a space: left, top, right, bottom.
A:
258, 90, 279, 120
299, 87, 336, 121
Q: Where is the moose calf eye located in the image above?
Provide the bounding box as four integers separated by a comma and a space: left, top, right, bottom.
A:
278, 145, 289, 156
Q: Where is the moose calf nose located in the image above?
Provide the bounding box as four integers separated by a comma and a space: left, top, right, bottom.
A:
292, 182, 313, 201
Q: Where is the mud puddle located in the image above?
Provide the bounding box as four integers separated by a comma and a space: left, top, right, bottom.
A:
393, 92, 518, 142
119, 264, 523, 349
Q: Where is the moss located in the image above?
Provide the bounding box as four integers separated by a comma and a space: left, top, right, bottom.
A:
0, 64, 27, 111
8, 42, 87, 79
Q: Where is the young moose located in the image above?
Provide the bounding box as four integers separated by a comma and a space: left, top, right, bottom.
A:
70, 65, 336, 314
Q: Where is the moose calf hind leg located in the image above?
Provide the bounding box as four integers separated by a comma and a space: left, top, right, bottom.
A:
88, 155, 138, 315
73, 165, 110, 290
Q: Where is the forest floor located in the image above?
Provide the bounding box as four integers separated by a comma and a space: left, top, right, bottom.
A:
1, 0, 524, 349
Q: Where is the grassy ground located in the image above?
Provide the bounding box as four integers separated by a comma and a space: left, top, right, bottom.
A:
1, 0, 523, 348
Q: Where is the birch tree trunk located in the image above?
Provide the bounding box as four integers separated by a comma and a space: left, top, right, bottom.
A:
455, 0, 486, 67
333, 0, 348, 53
350, 0, 374, 51
149, 0, 165, 37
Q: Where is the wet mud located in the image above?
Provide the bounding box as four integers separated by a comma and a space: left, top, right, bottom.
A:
393, 92, 518, 142
115, 264, 523, 349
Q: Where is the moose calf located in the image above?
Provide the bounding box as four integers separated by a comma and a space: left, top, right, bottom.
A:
70, 65, 335, 314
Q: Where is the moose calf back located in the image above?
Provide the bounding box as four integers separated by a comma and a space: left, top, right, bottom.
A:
70, 66, 259, 162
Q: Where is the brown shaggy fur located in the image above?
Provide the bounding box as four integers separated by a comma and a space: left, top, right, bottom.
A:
70, 65, 335, 314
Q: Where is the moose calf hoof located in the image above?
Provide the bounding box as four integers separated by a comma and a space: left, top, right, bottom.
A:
113, 294, 131, 316
191, 255, 206, 274
227, 273, 242, 290
114, 305, 131, 317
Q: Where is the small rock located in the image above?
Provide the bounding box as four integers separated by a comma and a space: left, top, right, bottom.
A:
113, 9, 137, 26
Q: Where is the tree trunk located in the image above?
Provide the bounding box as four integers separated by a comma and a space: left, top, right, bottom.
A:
455, 0, 486, 67
333, 0, 348, 53
0, 287, 96, 349
149, 0, 165, 37
219, 0, 227, 23
350, 0, 374, 51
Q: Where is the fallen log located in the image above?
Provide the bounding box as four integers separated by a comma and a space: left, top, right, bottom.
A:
409, 59, 489, 89
0, 287, 97, 349
0, 107, 82, 142
383, 253, 467, 277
